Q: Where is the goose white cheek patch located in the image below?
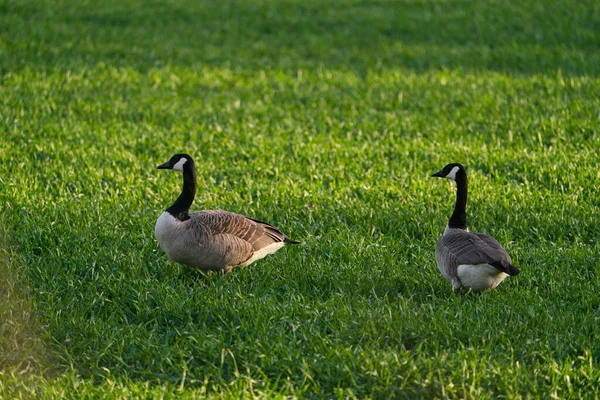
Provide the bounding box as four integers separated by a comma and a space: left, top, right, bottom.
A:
446, 166, 460, 180
173, 158, 187, 171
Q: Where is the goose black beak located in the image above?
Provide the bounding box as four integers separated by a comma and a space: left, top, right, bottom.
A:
157, 162, 171, 170
431, 170, 445, 178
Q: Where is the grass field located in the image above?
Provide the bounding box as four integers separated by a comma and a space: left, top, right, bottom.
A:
1, 0, 600, 397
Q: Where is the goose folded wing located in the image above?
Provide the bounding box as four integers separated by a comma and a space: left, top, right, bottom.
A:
441, 232, 512, 272
192, 210, 286, 251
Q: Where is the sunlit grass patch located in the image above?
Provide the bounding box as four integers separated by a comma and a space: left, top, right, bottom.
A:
0, 226, 49, 373
0, 224, 53, 397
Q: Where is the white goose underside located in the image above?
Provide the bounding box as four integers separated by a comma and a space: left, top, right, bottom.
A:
238, 241, 286, 267
457, 263, 508, 291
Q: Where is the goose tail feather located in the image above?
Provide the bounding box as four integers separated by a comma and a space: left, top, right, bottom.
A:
507, 264, 520, 276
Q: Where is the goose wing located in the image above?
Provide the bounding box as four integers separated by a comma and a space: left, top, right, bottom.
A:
186, 210, 291, 267
192, 210, 290, 249
438, 231, 514, 274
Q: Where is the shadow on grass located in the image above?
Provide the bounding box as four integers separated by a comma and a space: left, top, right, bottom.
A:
177, 265, 214, 285
1, 0, 598, 76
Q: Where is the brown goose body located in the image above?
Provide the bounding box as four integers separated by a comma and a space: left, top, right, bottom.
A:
432, 163, 520, 292
156, 210, 296, 272
155, 154, 298, 273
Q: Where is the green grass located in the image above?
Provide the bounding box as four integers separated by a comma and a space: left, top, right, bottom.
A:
1, 0, 600, 397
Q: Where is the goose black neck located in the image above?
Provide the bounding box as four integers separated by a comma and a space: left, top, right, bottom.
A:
449, 173, 468, 230
166, 164, 196, 221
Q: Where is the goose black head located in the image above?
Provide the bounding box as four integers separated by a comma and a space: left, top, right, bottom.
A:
157, 154, 194, 172
431, 163, 466, 181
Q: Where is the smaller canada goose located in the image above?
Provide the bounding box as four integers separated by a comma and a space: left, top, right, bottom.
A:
155, 153, 299, 274
432, 163, 520, 292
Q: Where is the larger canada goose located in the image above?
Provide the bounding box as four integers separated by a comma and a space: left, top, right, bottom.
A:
155, 153, 299, 274
432, 163, 520, 292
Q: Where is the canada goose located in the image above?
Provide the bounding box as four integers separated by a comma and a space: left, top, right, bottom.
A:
432, 163, 520, 292
155, 153, 299, 274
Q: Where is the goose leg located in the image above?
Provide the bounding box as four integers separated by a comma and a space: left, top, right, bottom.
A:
221, 266, 233, 275
451, 278, 462, 293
